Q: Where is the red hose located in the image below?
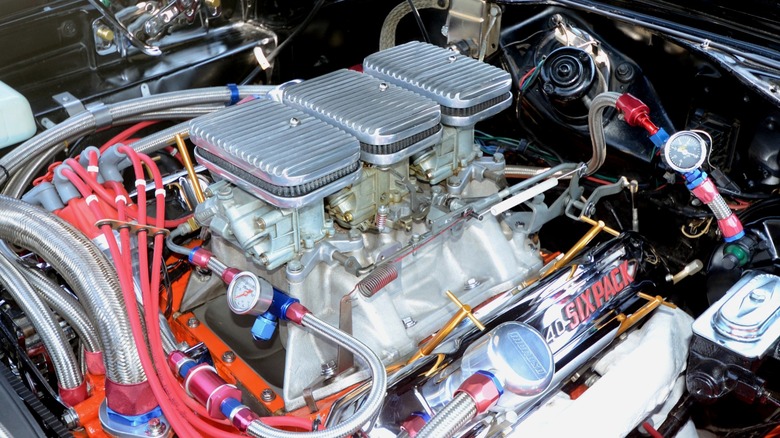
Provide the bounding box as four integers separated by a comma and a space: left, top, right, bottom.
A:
60, 168, 200, 437
62, 158, 191, 228
137, 154, 245, 437
66, 159, 226, 435
62, 156, 307, 437
127, 152, 214, 434
100, 121, 159, 153
87, 150, 99, 180
105, 181, 132, 274
642, 421, 664, 438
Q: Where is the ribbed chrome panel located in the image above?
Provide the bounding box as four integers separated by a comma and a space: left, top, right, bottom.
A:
363, 41, 513, 126
284, 69, 442, 165
190, 98, 361, 208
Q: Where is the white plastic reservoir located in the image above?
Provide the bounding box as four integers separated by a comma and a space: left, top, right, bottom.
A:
0, 81, 35, 148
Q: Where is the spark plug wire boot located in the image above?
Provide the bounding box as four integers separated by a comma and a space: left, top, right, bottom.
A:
22, 182, 65, 212
98, 144, 133, 182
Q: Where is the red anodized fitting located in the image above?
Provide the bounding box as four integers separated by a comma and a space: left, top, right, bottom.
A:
221, 267, 241, 284
84, 350, 106, 375
454, 372, 503, 414
690, 178, 719, 204
400, 413, 429, 437
718, 214, 745, 240
105, 379, 158, 415
184, 363, 243, 419
616, 93, 660, 135
285, 302, 311, 325
230, 406, 261, 432
189, 247, 213, 269
60, 381, 89, 407
167, 350, 190, 374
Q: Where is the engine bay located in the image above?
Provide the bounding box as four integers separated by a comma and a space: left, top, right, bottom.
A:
1, 1, 780, 437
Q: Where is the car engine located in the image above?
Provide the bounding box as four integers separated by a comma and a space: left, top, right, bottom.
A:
1, 1, 780, 437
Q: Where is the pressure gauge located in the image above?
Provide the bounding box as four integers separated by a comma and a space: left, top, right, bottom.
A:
663, 130, 708, 173
226, 271, 274, 316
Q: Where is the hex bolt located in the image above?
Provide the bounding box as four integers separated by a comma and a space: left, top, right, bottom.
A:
288, 260, 303, 273
616, 63, 635, 82
146, 417, 166, 437
195, 267, 211, 281
217, 185, 233, 199
289, 117, 300, 127
349, 228, 361, 241
261, 388, 276, 402
62, 408, 80, 429
321, 360, 337, 378
448, 54, 457, 63
379, 82, 388, 91
222, 350, 236, 363
187, 317, 200, 328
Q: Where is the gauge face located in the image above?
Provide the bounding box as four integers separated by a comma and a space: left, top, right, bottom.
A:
663, 131, 707, 173
227, 272, 262, 315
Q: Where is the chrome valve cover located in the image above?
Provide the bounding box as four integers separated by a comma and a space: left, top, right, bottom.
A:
190, 98, 361, 208
363, 41, 513, 126
284, 69, 442, 165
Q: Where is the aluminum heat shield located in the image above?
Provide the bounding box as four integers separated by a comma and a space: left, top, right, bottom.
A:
190, 98, 361, 208
284, 69, 442, 165
363, 41, 513, 127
